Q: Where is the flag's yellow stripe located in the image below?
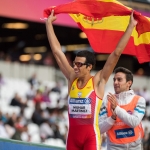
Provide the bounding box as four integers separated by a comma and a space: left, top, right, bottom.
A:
70, 14, 150, 45
146, 16, 150, 21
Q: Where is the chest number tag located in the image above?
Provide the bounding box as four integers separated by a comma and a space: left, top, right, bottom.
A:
69, 98, 91, 118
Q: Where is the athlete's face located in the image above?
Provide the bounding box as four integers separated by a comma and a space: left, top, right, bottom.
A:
73, 57, 91, 77
113, 72, 132, 94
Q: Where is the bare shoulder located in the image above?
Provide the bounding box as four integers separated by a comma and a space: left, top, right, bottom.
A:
68, 71, 76, 90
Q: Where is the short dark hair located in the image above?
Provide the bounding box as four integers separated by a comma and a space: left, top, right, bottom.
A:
76, 50, 96, 68
114, 67, 133, 83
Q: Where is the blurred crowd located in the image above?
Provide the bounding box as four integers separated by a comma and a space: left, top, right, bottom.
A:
135, 87, 150, 150
0, 72, 68, 147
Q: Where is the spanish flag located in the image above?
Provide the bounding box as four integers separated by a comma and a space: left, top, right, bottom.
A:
43, 0, 150, 63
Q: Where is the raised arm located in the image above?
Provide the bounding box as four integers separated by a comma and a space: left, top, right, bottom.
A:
97, 11, 137, 85
45, 10, 74, 80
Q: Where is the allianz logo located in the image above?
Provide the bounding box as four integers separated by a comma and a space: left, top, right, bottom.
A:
117, 130, 133, 135
84, 98, 91, 104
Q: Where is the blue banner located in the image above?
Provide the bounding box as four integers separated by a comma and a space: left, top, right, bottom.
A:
0, 138, 65, 150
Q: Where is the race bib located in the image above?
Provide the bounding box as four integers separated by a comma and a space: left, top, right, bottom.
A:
69, 98, 91, 118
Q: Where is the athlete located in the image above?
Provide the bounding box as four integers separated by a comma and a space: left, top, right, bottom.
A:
99, 67, 146, 150
45, 9, 137, 150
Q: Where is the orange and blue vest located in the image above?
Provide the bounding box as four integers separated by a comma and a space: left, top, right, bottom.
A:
107, 95, 144, 144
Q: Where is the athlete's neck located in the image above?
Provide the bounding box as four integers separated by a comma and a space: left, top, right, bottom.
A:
77, 74, 92, 89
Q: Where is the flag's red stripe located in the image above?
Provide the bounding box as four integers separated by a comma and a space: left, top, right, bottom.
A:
135, 44, 150, 63
44, 1, 132, 17
79, 25, 150, 63
82, 28, 136, 55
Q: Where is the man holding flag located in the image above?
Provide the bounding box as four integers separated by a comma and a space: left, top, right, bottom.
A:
45, 9, 137, 150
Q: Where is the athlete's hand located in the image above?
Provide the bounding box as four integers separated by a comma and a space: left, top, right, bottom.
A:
47, 9, 57, 23
129, 10, 138, 27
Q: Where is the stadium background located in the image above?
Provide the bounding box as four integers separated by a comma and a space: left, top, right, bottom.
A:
0, 0, 150, 149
